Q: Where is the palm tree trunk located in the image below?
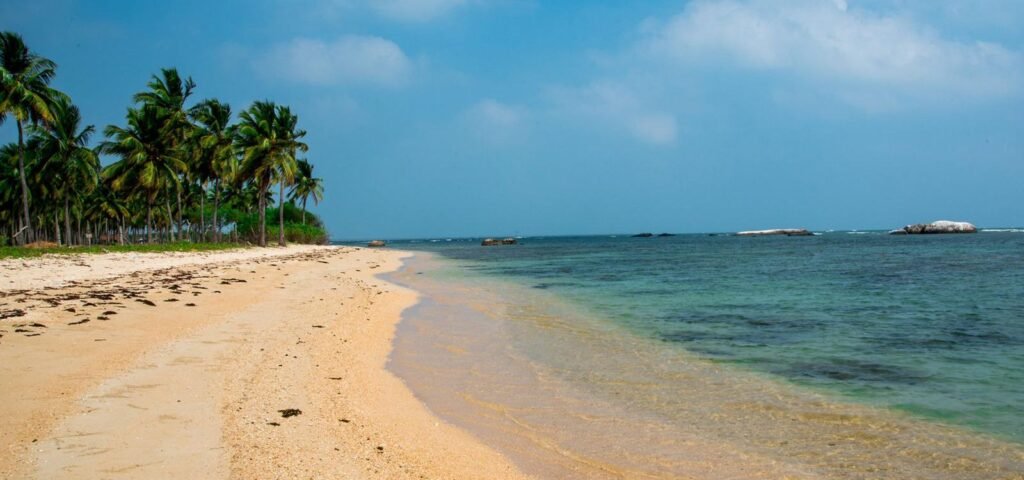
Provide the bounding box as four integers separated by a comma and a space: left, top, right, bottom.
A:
166, 200, 176, 242
147, 203, 154, 244
302, 197, 307, 225
54, 211, 61, 246
278, 180, 286, 247
64, 198, 72, 246
16, 120, 32, 245
199, 186, 206, 242
176, 190, 183, 240
258, 186, 267, 247
212, 181, 220, 243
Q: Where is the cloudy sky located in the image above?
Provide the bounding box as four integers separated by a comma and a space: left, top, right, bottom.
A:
3, 0, 1023, 238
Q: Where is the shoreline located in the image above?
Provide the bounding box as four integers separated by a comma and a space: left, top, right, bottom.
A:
0, 246, 527, 479
385, 250, 1024, 479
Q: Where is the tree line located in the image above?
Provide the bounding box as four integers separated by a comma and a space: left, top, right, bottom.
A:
1, 31, 325, 247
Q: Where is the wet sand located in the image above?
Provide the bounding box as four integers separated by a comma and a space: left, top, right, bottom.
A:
0, 246, 527, 479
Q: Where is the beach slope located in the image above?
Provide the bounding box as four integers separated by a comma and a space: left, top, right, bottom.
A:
0, 246, 526, 479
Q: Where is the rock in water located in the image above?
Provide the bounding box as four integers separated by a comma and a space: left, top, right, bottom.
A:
736, 229, 813, 237
632, 233, 654, 238
482, 238, 518, 246
367, 240, 386, 247
891, 220, 977, 235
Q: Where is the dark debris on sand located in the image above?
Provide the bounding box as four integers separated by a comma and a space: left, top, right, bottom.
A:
2, 249, 345, 344
278, 408, 302, 418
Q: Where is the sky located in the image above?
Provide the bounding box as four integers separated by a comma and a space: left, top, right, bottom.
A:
2, 0, 1023, 239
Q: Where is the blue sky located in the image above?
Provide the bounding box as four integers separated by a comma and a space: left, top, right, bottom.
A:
3, 0, 1023, 238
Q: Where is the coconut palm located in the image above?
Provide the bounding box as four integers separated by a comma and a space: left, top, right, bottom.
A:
235, 101, 306, 247
84, 182, 129, 245
99, 105, 187, 243
134, 68, 195, 237
188, 98, 234, 241
0, 142, 23, 242
289, 159, 324, 225
134, 67, 195, 139
272, 105, 306, 246
32, 96, 99, 245
0, 31, 63, 244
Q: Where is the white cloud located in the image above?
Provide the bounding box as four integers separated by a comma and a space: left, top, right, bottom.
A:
370, 0, 469, 22
549, 82, 678, 146
640, 0, 1023, 104
462, 99, 528, 144
257, 35, 412, 87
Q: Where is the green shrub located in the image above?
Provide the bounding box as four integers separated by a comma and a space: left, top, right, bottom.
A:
266, 223, 329, 245
234, 203, 328, 244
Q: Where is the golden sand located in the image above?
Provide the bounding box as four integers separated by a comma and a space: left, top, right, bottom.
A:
0, 246, 528, 479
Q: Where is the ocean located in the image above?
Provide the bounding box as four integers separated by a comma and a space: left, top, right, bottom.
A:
372, 231, 1024, 478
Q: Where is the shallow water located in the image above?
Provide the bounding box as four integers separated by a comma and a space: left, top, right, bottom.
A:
381, 233, 1024, 478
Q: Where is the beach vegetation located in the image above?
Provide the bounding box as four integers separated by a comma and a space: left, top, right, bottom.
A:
0, 241, 242, 259
0, 31, 328, 248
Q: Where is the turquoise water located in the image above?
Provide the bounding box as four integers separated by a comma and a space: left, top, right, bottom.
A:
384, 232, 1024, 443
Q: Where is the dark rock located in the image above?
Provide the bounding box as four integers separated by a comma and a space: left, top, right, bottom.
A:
481, 238, 518, 246
367, 240, 386, 248
657, 233, 676, 237
736, 229, 813, 237
890, 220, 977, 235
632, 233, 654, 238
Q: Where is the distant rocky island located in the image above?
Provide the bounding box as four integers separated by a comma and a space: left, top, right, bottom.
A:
889, 221, 977, 235
481, 238, 518, 246
736, 229, 813, 237
632, 233, 676, 238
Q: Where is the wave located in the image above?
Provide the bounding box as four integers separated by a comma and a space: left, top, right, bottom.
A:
982, 229, 1024, 233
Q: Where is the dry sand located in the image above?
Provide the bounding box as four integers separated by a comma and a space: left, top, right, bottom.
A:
0, 246, 528, 479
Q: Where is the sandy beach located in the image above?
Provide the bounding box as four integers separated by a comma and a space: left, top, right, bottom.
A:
0, 246, 527, 479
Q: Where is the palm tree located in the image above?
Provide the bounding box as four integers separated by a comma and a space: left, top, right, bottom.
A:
134, 68, 195, 139
188, 98, 234, 242
134, 68, 195, 237
0, 142, 23, 242
0, 31, 62, 244
289, 159, 324, 225
84, 182, 129, 245
99, 105, 186, 243
32, 96, 99, 245
272, 105, 306, 246
235, 101, 306, 247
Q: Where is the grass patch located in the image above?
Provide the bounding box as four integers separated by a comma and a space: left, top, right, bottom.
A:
0, 242, 246, 259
